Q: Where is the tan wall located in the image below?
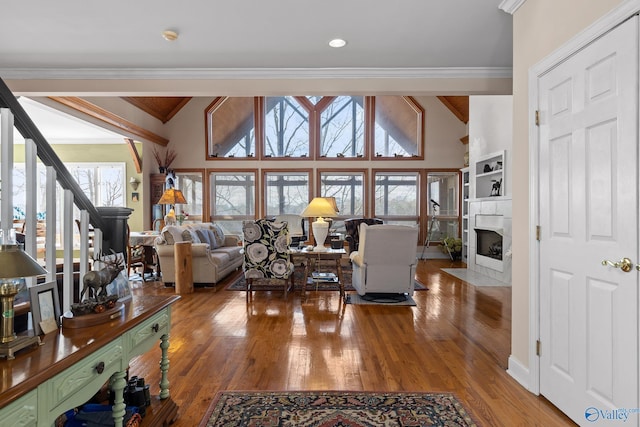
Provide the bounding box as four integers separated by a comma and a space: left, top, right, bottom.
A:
510, 0, 624, 368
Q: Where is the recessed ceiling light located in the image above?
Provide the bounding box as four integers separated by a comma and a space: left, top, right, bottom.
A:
329, 38, 347, 48
162, 30, 179, 41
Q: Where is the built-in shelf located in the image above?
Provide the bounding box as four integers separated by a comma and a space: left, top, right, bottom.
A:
461, 167, 469, 263
475, 151, 505, 199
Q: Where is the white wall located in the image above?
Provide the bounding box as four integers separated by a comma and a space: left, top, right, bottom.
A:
468, 95, 513, 199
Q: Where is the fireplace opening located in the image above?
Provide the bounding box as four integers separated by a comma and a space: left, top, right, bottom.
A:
476, 229, 502, 260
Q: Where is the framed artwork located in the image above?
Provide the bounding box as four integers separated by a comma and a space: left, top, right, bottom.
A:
29, 280, 61, 335
93, 252, 132, 302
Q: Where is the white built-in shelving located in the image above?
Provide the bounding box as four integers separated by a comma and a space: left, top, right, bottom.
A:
474, 150, 505, 199
461, 167, 469, 263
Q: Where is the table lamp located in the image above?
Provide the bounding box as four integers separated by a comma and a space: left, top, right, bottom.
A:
0, 242, 47, 359
158, 188, 188, 226
300, 197, 338, 252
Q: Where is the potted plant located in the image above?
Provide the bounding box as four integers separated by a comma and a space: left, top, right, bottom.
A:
441, 236, 463, 260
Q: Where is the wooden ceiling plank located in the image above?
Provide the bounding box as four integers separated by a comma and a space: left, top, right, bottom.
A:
49, 96, 169, 146
437, 96, 468, 124
121, 97, 192, 123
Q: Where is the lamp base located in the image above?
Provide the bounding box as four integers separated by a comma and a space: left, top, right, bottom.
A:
0, 334, 42, 360
311, 220, 330, 253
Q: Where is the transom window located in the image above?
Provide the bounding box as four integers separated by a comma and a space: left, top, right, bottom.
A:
205, 96, 423, 160
264, 97, 310, 158
319, 96, 365, 158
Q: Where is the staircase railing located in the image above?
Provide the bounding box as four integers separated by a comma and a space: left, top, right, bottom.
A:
0, 77, 105, 312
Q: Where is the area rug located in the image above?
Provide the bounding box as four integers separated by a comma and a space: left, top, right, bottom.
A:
226, 268, 427, 292
199, 390, 477, 427
345, 293, 417, 306
441, 268, 511, 287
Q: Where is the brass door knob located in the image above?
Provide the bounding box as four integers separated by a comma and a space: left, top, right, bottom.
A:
602, 257, 633, 272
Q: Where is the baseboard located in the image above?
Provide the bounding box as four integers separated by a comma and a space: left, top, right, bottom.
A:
507, 355, 531, 392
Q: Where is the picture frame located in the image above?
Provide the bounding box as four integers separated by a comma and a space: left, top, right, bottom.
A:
29, 280, 61, 336
93, 252, 132, 302
132, 192, 139, 202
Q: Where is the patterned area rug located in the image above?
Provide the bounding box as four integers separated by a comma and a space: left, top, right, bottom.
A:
199, 391, 477, 427
225, 268, 427, 292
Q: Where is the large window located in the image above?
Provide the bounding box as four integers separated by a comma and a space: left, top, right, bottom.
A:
209, 171, 256, 235
12, 162, 125, 249
68, 163, 126, 207
426, 171, 460, 243
264, 97, 310, 158
319, 171, 365, 218
374, 171, 420, 227
264, 171, 310, 216
175, 170, 204, 222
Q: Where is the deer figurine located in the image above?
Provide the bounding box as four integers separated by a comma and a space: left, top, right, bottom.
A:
81, 253, 125, 301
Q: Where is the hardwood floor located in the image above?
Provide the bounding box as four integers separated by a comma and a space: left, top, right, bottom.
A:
128, 259, 575, 426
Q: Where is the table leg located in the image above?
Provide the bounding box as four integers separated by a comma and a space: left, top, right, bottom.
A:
159, 333, 171, 399
336, 258, 345, 297
110, 370, 127, 427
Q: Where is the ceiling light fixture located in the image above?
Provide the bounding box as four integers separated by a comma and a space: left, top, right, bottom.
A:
162, 30, 179, 41
328, 38, 347, 48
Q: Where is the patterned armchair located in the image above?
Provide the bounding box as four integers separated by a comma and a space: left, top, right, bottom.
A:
344, 218, 384, 254
242, 219, 295, 297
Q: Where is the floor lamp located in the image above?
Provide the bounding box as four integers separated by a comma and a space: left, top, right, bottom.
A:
300, 197, 338, 252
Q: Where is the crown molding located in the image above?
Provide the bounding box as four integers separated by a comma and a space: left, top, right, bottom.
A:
499, 0, 526, 15
0, 67, 512, 80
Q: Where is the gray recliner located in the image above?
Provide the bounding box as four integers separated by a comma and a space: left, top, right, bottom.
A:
349, 224, 419, 296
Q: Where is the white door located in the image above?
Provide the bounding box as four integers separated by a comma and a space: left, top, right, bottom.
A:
538, 17, 638, 426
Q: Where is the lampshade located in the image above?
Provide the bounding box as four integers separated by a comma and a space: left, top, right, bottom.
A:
321, 196, 339, 213
300, 198, 338, 252
157, 188, 187, 205
0, 244, 47, 352
0, 244, 47, 279
300, 197, 338, 219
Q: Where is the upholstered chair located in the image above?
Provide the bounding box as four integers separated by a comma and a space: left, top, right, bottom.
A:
349, 224, 419, 296
242, 219, 295, 297
344, 218, 383, 253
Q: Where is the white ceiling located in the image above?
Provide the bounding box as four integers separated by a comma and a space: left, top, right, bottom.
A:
0, 0, 512, 74
2, 1, 513, 142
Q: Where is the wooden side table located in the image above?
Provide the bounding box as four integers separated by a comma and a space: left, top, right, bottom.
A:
294, 248, 346, 297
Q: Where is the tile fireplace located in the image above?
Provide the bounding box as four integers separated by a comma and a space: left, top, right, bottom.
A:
468, 198, 512, 285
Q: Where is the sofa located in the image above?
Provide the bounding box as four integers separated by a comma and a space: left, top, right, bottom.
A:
154, 223, 243, 285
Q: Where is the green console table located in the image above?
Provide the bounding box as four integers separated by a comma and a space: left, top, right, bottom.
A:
0, 294, 180, 427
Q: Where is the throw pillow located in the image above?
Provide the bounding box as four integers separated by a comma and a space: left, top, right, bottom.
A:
206, 229, 219, 249
162, 226, 184, 244
195, 229, 211, 248
210, 223, 225, 248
